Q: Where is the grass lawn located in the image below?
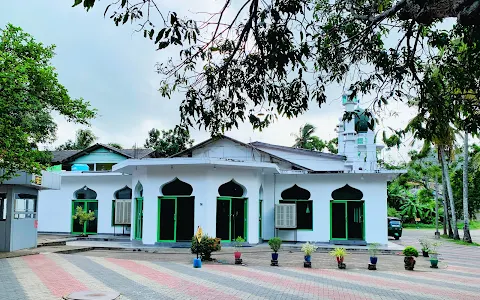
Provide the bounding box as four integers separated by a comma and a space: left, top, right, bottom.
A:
403, 220, 480, 230
440, 234, 480, 246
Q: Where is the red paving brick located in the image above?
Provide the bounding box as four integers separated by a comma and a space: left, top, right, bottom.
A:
23, 254, 88, 297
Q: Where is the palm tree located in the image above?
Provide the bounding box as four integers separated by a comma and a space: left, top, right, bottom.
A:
292, 123, 316, 149
56, 129, 98, 150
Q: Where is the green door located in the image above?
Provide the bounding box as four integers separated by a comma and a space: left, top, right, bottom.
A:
330, 200, 365, 241
134, 198, 143, 240
259, 200, 263, 241
71, 200, 98, 235
216, 197, 247, 242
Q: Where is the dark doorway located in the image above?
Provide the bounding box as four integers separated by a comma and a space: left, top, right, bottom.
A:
347, 201, 364, 240
176, 196, 195, 241
216, 197, 247, 241
159, 197, 175, 241
72, 200, 85, 233
331, 202, 346, 239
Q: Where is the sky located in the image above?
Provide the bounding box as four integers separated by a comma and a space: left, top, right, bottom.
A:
2, 0, 419, 162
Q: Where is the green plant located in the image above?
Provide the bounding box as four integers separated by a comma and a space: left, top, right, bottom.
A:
191, 234, 221, 261
234, 236, 245, 250
301, 242, 318, 256
419, 238, 431, 251
429, 241, 442, 254
368, 243, 381, 257
268, 237, 282, 253
403, 246, 419, 257
72, 206, 95, 225
387, 207, 400, 218
329, 247, 347, 258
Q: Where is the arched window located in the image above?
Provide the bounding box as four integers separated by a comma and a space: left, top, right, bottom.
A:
161, 178, 193, 196
331, 184, 363, 200
74, 186, 97, 200
280, 184, 312, 230
114, 186, 132, 199
218, 179, 246, 197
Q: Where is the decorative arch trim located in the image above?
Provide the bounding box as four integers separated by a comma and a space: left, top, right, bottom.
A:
74, 186, 97, 200
331, 184, 363, 200
281, 184, 310, 200
114, 186, 132, 199
160, 177, 193, 196
218, 179, 246, 197
134, 181, 143, 198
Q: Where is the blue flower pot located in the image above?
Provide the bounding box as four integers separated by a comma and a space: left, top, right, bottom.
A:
193, 258, 202, 268
272, 253, 279, 260
304, 255, 311, 262
370, 257, 378, 265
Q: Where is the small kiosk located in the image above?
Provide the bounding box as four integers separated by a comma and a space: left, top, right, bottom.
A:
0, 171, 60, 252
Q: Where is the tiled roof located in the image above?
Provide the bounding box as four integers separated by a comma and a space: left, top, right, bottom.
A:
250, 141, 346, 160
48, 144, 154, 163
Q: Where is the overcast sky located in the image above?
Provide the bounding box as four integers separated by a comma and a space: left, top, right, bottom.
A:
2, 0, 419, 162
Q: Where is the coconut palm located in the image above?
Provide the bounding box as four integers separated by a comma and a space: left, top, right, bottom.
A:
292, 123, 316, 149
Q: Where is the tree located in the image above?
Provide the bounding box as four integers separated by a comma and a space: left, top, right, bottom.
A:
144, 126, 194, 157
292, 123, 317, 149
56, 129, 98, 150
0, 24, 96, 182
107, 143, 123, 149
73, 0, 480, 135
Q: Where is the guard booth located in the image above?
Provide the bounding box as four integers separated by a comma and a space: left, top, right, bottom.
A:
0, 171, 60, 252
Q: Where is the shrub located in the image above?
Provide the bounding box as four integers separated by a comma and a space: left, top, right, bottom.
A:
72, 206, 95, 225
387, 207, 400, 218
301, 242, 318, 256
368, 243, 381, 257
268, 237, 282, 253
403, 246, 419, 257
191, 234, 221, 261
329, 247, 347, 258
418, 238, 431, 251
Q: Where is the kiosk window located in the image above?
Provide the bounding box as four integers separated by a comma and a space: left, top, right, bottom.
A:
14, 194, 37, 219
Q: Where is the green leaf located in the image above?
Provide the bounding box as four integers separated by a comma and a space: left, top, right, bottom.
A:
72, 0, 82, 7
122, 13, 129, 24
149, 29, 154, 40
155, 28, 166, 44
104, 4, 111, 17
158, 41, 169, 50
121, 0, 127, 7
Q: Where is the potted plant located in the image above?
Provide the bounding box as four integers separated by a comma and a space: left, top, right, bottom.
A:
268, 237, 282, 266
234, 236, 245, 264
419, 238, 431, 257
301, 242, 318, 268
72, 206, 95, 237
403, 246, 419, 271
368, 243, 380, 269
329, 247, 347, 269
429, 241, 441, 269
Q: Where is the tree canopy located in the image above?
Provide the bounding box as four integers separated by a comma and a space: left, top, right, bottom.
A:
56, 129, 98, 150
0, 24, 96, 182
72, 0, 480, 135
144, 126, 194, 157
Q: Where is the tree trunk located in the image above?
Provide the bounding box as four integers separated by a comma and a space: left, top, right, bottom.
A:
442, 171, 453, 237
462, 132, 473, 243
434, 177, 440, 237
440, 146, 460, 240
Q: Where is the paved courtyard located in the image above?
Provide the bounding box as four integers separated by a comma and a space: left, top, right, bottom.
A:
1, 230, 479, 299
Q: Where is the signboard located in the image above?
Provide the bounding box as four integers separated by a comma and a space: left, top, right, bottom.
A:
34, 220, 38, 229
415, 218, 421, 222
195, 226, 203, 243
34, 176, 42, 185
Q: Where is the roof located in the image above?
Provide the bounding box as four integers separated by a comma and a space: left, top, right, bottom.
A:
171, 135, 313, 171
250, 141, 346, 160
49, 143, 154, 163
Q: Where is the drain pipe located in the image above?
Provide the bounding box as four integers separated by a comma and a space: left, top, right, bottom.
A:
273, 173, 277, 238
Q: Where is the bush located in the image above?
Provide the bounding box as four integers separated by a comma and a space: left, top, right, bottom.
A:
387, 207, 400, 218
329, 247, 347, 258
268, 237, 282, 253
191, 234, 221, 261
368, 243, 381, 257
234, 236, 245, 250
403, 246, 419, 257
301, 242, 318, 256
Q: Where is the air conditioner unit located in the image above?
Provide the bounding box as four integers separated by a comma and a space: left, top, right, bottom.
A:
275, 204, 296, 229
115, 199, 132, 225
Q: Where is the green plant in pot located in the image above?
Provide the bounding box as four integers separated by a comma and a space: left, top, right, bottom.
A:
403, 246, 418, 271
301, 242, 318, 267
268, 237, 282, 266
329, 247, 347, 269
429, 242, 441, 269
419, 238, 431, 257
234, 236, 245, 264
368, 243, 380, 266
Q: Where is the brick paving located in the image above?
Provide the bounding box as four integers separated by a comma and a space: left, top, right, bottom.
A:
0, 230, 479, 299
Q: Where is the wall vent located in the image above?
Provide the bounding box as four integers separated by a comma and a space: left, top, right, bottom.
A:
275, 204, 296, 228
115, 199, 132, 225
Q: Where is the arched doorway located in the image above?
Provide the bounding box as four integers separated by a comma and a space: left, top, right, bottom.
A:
72, 186, 98, 235
133, 182, 143, 240
330, 184, 365, 242
158, 178, 194, 242
216, 179, 247, 242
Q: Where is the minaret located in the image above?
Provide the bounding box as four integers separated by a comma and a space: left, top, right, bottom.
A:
339, 93, 359, 171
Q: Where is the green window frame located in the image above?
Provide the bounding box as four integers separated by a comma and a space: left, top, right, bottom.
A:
279, 199, 313, 230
